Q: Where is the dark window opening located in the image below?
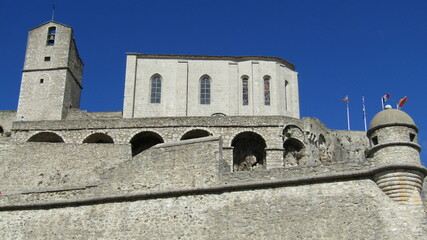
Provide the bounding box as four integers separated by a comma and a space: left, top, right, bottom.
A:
0, 126, 4, 135
181, 129, 211, 140
40, 79, 44, 84
83, 133, 114, 144
130, 131, 164, 156
47, 27, 56, 46
28, 132, 64, 143
318, 134, 326, 145
410, 133, 416, 142
44, 56, 51, 61
242, 77, 249, 105
264, 76, 271, 105
372, 136, 378, 145
231, 132, 266, 171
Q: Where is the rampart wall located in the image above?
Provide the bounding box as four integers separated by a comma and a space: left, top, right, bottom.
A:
1, 180, 426, 240
9, 116, 369, 170
0, 142, 130, 195
0, 137, 426, 239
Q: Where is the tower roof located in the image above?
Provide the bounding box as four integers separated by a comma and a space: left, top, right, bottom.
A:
29, 21, 72, 31
369, 108, 416, 131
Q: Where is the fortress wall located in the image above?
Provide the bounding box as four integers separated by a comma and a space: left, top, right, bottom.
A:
332, 130, 369, 162
0, 142, 131, 194
10, 117, 369, 169
106, 136, 226, 192
0, 179, 424, 239
66, 110, 123, 120
0, 111, 16, 134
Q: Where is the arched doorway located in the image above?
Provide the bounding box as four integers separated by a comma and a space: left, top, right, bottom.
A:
130, 131, 164, 156
83, 133, 114, 143
27, 132, 64, 143
283, 138, 305, 167
231, 131, 266, 171
180, 129, 211, 140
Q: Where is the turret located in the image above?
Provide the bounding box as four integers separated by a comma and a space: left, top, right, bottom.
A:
16, 21, 83, 121
367, 106, 425, 204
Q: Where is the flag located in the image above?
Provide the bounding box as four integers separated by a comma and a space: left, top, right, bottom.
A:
382, 93, 390, 104
341, 96, 349, 102
397, 96, 408, 109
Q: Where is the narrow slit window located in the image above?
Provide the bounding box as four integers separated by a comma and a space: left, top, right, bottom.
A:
285, 80, 289, 111
200, 76, 211, 104
372, 136, 378, 145
150, 75, 162, 103
242, 77, 249, 105
264, 76, 271, 105
44, 56, 51, 61
47, 27, 56, 46
409, 133, 416, 142
40, 79, 44, 84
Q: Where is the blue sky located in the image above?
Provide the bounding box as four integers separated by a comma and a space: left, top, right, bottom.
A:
1, 0, 426, 164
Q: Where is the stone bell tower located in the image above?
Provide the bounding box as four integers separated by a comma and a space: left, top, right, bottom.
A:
366, 106, 426, 205
17, 21, 83, 121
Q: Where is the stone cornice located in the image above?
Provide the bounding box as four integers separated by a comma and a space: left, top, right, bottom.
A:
127, 53, 296, 71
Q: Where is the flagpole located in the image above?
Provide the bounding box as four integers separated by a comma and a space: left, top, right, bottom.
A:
51, 4, 55, 21
362, 96, 367, 131
346, 99, 350, 131
381, 97, 384, 110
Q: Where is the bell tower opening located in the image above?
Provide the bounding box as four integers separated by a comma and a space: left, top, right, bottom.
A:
47, 27, 56, 45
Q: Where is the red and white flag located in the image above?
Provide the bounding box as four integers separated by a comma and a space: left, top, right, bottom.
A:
382, 93, 390, 103
341, 96, 349, 102
397, 96, 408, 109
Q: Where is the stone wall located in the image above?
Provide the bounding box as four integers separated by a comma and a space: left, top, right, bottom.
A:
106, 136, 225, 192
0, 130, 426, 239
11, 116, 367, 171
66, 109, 123, 120
0, 180, 426, 239
0, 111, 16, 135
0, 142, 130, 194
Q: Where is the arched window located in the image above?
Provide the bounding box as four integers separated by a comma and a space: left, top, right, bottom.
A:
83, 133, 114, 144
181, 129, 211, 140
264, 76, 271, 105
231, 131, 266, 171
200, 76, 211, 104
150, 75, 162, 103
28, 132, 64, 143
285, 80, 290, 111
47, 27, 56, 46
130, 131, 164, 156
242, 77, 249, 105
